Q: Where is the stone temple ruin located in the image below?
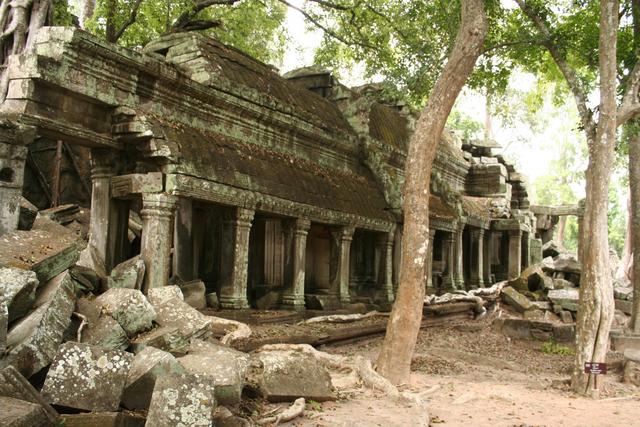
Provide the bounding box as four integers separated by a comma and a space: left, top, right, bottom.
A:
0, 27, 590, 426
0, 28, 541, 309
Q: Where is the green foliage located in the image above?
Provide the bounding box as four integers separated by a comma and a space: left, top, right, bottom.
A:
541, 339, 574, 356
447, 109, 483, 140
87, 0, 288, 63
53, 0, 76, 26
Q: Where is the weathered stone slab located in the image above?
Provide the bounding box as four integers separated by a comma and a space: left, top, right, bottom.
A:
145, 373, 216, 427
255, 350, 335, 402
0, 267, 39, 322
60, 412, 146, 427
153, 297, 212, 339
42, 342, 133, 412
122, 346, 185, 410
1, 271, 76, 377
508, 265, 551, 293
611, 332, 640, 352
147, 285, 183, 306
178, 341, 249, 406
552, 278, 576, 290
0, 396, 51, 427
614, 286, 633, 300
0, 366, 58, 424
616, 298, 633, 315
95, 288, 156, 337
552, 253, 581, 274
552, 324, 575, 342
130, 326, 189, 355
82, 314, 130, 350
106, 256, 145, 291
180, 279, 206, 310
542, 240, 562, 258
501, 286, 535, 313
548, 288, 580, 312
0, 218, 82, 283
559, 310, 574, 324
17, 197, 37, 231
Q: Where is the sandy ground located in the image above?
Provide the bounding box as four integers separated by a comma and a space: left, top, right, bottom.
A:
259, 314, 640, 427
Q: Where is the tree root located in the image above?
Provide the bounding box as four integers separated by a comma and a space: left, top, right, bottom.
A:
257, 397, 305, 425
72, 312, 88, 342
207, 316, 252, 345
298, 311, 388, 325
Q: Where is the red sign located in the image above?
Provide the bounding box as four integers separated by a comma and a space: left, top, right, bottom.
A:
584, 362, 607, 375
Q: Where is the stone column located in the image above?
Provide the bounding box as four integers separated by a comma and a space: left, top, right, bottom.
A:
508, 229, 523, 279
173, 198, 194, 282
425, 229, 436, 295
140, 193, 177, 293
219, 207, 254, 309
88, 150, 114, 267
453, 225, 465, 289
483, 229, 493, 285
0, 143, 27, 236
281, 218, 310, 310
469, 228, 485, 289
330, 226, 355, 305
442, 232, 456, 292
521, 232, 531, 269
376, 231, 395, 303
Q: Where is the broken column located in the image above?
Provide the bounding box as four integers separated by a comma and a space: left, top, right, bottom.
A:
376, 231, 395, 303
281, 218, 310, 310
508, 229, 523, 279
469, 228, 485, 289
219, 207, 254, 309
0, 122, 33, 237
330, 226, 354, 305
140, 193, 177, 293
173, 197, 194, 282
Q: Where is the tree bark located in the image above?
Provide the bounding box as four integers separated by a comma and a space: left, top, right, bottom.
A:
618, 194, 632, 281
80, 0, 96, 28
375, 0, 487, 385
557, 215, 567, 246
629, 132, 640, 332
571, 0, 618, 396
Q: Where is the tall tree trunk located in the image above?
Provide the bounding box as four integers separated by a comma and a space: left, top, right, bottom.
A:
375, 0, 487, 385
618, 194, 632, 281
80, 0, 96, 28
629, 132, 640, 332
557, 215, 567, 247
571, 0, 618, 396
484, 94, 493, 141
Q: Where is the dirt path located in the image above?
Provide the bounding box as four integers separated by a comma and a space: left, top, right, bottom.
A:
270, 314, 640, 427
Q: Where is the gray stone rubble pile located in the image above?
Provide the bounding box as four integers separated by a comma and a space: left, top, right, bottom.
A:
0, 213, 335, 426
496, 240, 632, 342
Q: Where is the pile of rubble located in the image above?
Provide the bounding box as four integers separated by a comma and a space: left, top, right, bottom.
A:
0, 206, 348, 426
494, 240, 631, 343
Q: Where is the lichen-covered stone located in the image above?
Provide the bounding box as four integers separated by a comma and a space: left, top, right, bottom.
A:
0, 267, 39, 322
500, 286, 535, 313
153, 297, 211, 340
42, 342, 133, 412
122, 346, 185, 410
145, 373, 216, 427
83, 314, 130, 350
0, 396, 50, 427
180, 280, 206, 310
552, 253, 581, 274
147, 285, 183, 306
1, 271, 76, 377
95, 288, 156, 337
178, 341, 248, 406
130, 326, 189, 355
60, 412, 146, 427
106, 255, 145, 291
548, 288, 580, 312
255, 350, 335, 402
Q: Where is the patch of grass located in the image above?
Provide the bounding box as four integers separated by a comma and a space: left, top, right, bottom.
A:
307, 400, 323, 412
541, 340, 574, 356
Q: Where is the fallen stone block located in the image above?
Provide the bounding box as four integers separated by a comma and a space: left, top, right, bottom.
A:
206, 292, 219, 309
305, 294, 341, 311
614, 286, 633, 300
153, 296, 211, 340
130, 326, 189, 355
542, 240, 562, 258
147, 285, 183, 306
254, 350, 335, 402
82, 314, 129, 351
106, 256, 145, 291
60, 412, 146, 427
552, 278, 576, 290
611, 332, 640, 352
76, 244, 107, 281
0, 396, 51, 427
558, 310, 574, 324
42, 342, 133, 412
122, 346, 185, 410
146, 373, 216, 427
37, 204, 80, 226
508, 265, 551, 293
0, 366, 58, 424
95, 288, 156, 337
552, 253, 581, 274
0, 267, 39, 322
501, 286, 536, 313
1, 271, 76, 378
552, 324, 575, 342
179, 341, 249, 406
180, 279, 206, 310
548, 288, 580, 312
616, 298, 633, 315
0, 218, 82, 283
